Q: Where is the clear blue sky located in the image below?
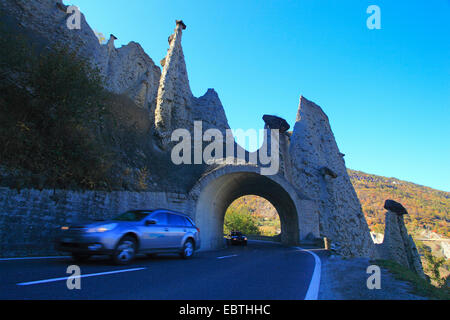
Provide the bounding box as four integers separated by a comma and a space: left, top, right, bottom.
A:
65, 0, 449, 192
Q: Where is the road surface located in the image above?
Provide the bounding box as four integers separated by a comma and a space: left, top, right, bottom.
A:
0, 241, 318, 300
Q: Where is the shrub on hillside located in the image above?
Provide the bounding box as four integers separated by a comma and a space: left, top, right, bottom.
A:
224, 207, 260, 236
0, 29, 113, 190
423, 251, 447, 288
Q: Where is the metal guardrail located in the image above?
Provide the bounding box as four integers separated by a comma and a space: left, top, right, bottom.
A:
247, 235, 281, 242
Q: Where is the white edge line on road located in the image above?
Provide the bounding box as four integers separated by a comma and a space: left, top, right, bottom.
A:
296, 247, 322, 301
17, 267, 147, 286
216, 254, 238, 260
0, 256, 70, 261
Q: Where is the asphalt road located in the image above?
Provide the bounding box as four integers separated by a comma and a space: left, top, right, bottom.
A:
0, 241, 318, 300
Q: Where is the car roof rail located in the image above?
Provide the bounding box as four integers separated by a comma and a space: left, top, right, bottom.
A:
152, 208, 190, 217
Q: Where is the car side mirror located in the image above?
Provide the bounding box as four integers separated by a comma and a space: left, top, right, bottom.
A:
145, 220, 157, 226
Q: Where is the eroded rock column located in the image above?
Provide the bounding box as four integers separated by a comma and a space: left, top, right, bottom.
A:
154, 20, 193, 147
289, 96, 375, 257
379, 200, 425, 278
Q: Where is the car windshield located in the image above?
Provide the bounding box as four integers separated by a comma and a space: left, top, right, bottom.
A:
112, 211, 151, 221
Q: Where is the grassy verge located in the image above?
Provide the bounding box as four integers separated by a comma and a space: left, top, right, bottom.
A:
374, 259, 449, 300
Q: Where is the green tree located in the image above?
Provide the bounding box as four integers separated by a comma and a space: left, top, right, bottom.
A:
224, 207, 260, 236
423, 251, 446, 287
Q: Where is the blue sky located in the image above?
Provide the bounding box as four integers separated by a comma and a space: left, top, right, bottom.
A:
65, 0, 449, 191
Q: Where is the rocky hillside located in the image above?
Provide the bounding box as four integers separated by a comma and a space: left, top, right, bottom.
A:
349, 169, 449, 238
0, 1, 209, 193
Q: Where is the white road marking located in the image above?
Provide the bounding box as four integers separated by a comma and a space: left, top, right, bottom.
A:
296, 247, 322, 300
216, 254, 238, 260
0, 256, 70, 261
17, 267, 147, 286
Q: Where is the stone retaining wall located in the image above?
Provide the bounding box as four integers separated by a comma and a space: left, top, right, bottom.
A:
0, 187, 193, 257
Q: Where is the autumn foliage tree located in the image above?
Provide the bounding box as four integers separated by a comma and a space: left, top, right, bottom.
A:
224, 207, 260, 236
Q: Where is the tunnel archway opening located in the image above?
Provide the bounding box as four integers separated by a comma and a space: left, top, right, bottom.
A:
192, 168, 301, 251
224, 195, 281, 240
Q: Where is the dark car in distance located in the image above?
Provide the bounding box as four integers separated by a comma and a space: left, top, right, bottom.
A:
226, 231, 248, 246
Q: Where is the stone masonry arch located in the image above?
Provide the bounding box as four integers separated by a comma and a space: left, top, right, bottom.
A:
189, 165, 319, 251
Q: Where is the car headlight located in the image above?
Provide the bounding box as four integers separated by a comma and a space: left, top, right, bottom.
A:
61, 226, 69, 231
86, 223, 118, 233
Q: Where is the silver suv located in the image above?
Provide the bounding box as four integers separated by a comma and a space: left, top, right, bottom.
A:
56, 209, 201, 264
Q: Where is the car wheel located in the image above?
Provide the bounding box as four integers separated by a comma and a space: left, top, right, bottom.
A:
112, 236, 137, 265
71, 253, 91, 262
243, 241, 248, 246
180, 239, 195, 259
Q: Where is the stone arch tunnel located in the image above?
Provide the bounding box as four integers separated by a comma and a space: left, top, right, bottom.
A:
189, 165, 318, 251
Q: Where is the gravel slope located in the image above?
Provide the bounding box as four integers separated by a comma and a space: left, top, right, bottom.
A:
318, 254, 428, 300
